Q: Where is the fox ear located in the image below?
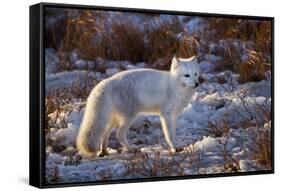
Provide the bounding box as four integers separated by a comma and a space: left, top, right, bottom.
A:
171, 56, 180, 70
190, 55, 198, 62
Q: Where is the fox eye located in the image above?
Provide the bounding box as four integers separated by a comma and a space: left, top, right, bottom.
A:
184, 74, 190, 78
195, 73, 197, 76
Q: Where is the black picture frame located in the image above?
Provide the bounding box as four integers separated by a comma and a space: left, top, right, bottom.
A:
30, 2, 274, 188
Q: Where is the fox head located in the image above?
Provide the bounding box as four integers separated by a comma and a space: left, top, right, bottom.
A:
171, 56, 200, 88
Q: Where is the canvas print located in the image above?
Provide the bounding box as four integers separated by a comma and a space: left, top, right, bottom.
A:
44, 6, 273, 184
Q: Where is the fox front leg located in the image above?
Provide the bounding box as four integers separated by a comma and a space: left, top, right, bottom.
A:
160, 112, 177, 153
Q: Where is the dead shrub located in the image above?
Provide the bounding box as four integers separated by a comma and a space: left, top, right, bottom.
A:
99, 19, 146, 63
207, 120, 230, 138
184, 145, 204, 173
215, 42, 243, 71
46, 9, 104, 70
145, 19, 199, 70
223, 84, 272, 169
45, 95, 69, 133
250, 124, 271, 169
247, 100, 271, 169
219, 137, 241, 172
207, 18, 271, 54
204, 18, 271, 82
46, 165, 60, 183
122, 148, 191, 177
125, 151, 162, 177
144, 23, 179, 70
237, 50, 269, 83
216, 76, 227, 84
46, 10, 201, 70
45, 73, 96, 133
68, 72, 97, 100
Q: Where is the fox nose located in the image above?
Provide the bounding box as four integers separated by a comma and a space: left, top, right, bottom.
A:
195, 82, 199, 87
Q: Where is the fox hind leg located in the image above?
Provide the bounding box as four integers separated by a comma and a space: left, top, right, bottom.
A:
116, 116, 137, 153
97, 129, 111, 157
97, 117, 117, 157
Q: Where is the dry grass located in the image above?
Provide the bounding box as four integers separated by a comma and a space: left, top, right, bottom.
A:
250, 125, 271, 169
237, 50, 270, 83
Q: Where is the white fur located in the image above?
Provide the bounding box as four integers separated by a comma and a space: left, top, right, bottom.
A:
76, 56, 200, 157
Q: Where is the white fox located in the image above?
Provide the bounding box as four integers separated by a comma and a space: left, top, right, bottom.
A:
76, 56, 200, 157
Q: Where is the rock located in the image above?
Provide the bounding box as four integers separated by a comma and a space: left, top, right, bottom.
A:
214, 100, 226, 110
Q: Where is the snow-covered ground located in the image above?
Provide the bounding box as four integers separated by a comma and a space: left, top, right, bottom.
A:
45, 56, 271, 183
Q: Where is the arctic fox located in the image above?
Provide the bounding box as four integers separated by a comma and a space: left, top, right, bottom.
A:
76, 56, 200, 157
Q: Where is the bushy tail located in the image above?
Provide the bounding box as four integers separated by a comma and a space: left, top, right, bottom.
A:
76, 85, 111, 157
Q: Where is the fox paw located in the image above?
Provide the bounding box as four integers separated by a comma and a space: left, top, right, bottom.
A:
175, 147, 184, 152
169, 146, 184, 154
97, 149, 110, 157
169, 148, 176, 154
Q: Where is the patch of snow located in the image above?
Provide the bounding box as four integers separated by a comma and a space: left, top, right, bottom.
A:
199, 61, 217, 73
241, 80, 271, 97
106, 68, 120, 76
193, 136, 221, 152
126, 64, 138, 70
45, 48, 60, 74
184, 17, 204, 35
74, 59, 96, 70
53, 123, 79, 147
136, 62, 147, 68
46, 70, 103, 92
239, 160, 259, 172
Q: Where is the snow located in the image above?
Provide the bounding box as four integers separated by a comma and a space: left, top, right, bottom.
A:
45, 70, 100, 92
105, 68, 120, 76
54, 124, 79, 146
184, 17, 204, 35
74, 59, 95, 70
45, 48, 60, 74
184, 134, 237, 154
199, 60, 217, 73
